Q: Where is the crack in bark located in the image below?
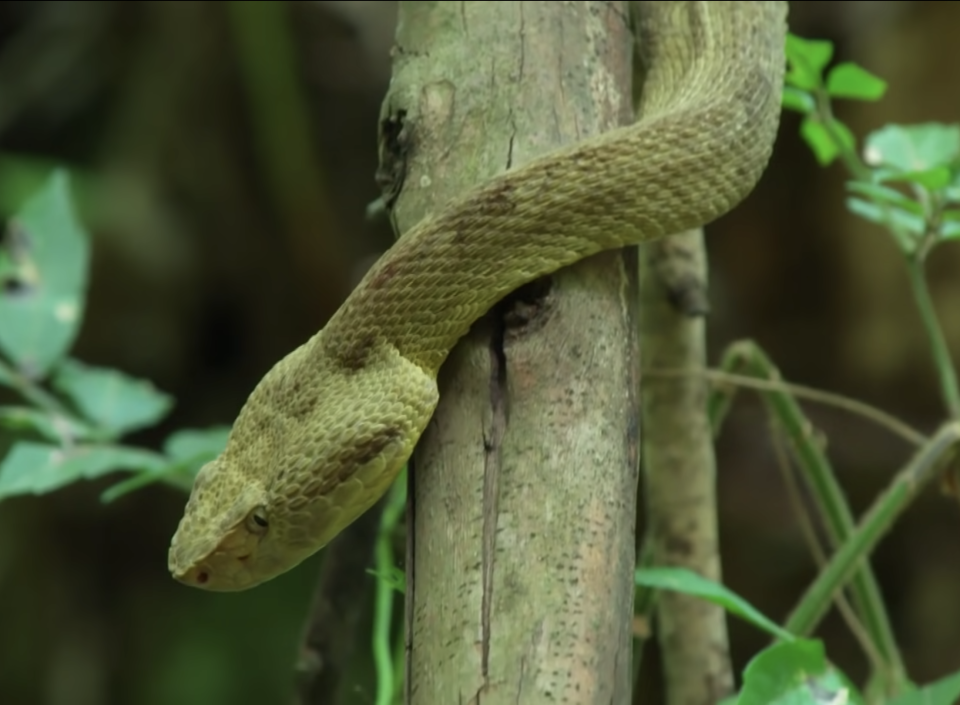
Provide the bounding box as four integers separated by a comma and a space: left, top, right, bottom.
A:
480, 307, 509, 682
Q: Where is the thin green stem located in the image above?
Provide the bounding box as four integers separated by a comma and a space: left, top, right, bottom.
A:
653, 366, 926, 446
0, 357, 71, 418
372, 536, 396, 705
814, 89, 871, 182
785, 422, 960, 635
710, 340, 908, 689
372, 470, 408, 705
391, 616, 405, 704
905, 256, 960, 419
631, 539, 657, 685
812, 81, 960, 420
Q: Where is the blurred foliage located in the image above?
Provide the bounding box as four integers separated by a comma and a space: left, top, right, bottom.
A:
0, 2, 392, 704
0, 172, 227, 503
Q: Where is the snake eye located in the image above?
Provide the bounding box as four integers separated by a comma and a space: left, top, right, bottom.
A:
247, 507, 269, 533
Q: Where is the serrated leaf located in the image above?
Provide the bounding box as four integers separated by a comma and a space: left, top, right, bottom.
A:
51, 358, 173, 437
0, 441, 166, 499
0, 171, 89, 377
0, 406, 91, 443
738, 640, 862, 705
636, 567, 795, 642
846, 181, 923, 214
826, 63, 887, 101
887, 669, 960, 705
782, 87, 815, 114
864, 124, 960, 174
785, 35, 833, 90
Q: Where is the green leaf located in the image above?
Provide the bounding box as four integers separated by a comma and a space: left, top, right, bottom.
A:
941, 218, 960, 241
946, 172, 960, 203
738, 640, 862, 705
888, 166, 953, 191
635, 567, 795, 642
163, 426, 230, 463
0, 171, 89, 377
0, 405, 91, 442
785, 35, 833, 91
846, 181, 923, 215
99, 462, 187, 502
825, 63, 887, 101
864, 124, 960, 174
0, 441, 166, 500
100, 426, 230, 502
797, 115, 856, 167
51, 358, 173, 437
782, 87, 815, 114
831, 120, 857, 153
846, 197, 925, 234
846, 198, 923, 253
0, 154, 69, 219
739, 641, 859, 705
801, 119, 840, 166
887, 669, 960, 705
845, 196, 922, 231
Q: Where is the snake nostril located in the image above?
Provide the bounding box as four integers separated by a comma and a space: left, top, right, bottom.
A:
238, 555, 250, 562
197, 570, 210, 584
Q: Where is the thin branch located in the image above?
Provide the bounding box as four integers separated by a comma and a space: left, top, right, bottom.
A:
649, 365, 927, 446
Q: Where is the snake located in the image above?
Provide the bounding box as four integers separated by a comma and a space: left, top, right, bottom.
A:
168, 1, 787, 591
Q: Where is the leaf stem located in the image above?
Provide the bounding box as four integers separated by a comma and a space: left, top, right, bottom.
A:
784, 422, 960, 635
905, 255, 960, 419
372, 470, 407, 705
0, 357, 72, 420
709, 341, 908, 687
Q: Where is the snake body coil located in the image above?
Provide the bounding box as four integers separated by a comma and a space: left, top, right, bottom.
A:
169, 1, 787, 591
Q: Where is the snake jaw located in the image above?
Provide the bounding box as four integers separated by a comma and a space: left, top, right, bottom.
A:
169, 524, 269, 591
169, 515, 281, 592
168, 465, 278, 591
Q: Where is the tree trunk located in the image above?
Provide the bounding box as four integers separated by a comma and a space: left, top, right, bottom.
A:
639, 232, 734, 705
377, 2, 637, 703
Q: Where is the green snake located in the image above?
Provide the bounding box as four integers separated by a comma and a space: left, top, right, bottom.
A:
169, 1, 787, 591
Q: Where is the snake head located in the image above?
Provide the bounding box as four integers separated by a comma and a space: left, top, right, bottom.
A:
168, 337, 441, 591
168, 458, 283, 591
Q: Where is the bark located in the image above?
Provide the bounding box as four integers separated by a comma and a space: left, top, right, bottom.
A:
639, 232, 733, 705
377, 2, 637, 703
